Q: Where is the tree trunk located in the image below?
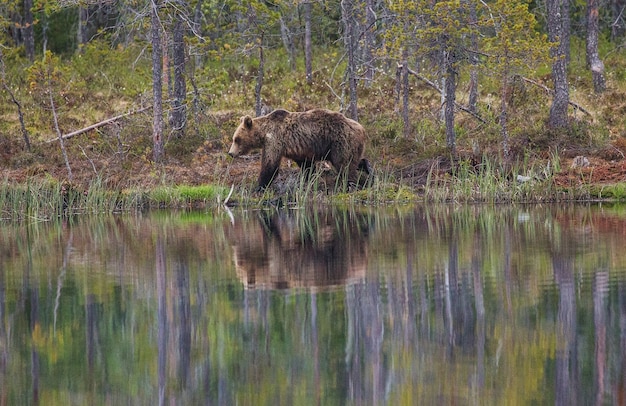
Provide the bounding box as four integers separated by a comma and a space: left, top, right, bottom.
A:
547, 0, 570, 129
363, 0, 376, 86
255, 40, 265, 117
170, 12, 187, 137
23, 0, 35, 62
341, 0, 358, 120
42, 14, 49, 55
402, 61, 410, 138
394, 62, 402, 112
500, 75, 509, 157
192, 0, 204, 68
444, 53, 457, 155
587, 0, 606, 93
303, 0, 313, 84
467, 0, 479, 112
563, 0, 571, 63
190, 0, 204, 130
162, 28, 170, 104
77, 6, 88, 52
151, 0, 164, 162
279, 15, 296, 71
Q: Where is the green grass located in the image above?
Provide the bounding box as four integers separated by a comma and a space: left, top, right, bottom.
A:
144, 184, 231, 207
0, 179, 232, 221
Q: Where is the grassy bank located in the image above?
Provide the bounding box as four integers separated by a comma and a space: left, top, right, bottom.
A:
0, 178, 231, 221
3, 155, 625, 221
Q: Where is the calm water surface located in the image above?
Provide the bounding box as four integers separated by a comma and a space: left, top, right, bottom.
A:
1, 204, 626, 405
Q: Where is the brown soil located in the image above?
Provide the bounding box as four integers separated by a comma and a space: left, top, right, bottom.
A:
553, 156, 626, 187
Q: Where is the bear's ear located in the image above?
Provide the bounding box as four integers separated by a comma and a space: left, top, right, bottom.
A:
242, 116, 253, 130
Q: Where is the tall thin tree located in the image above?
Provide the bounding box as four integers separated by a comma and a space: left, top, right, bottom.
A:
303, 0, 313, 84
0, 48, 30, 150
587, 0, 606, 93
151, 0, 164, 162
77, 5, 88, 51
363, 0, 376, 86
255, 38, 265, 117
23, 0, 35, 61
443, 46, 457, 155
170, 10, 187, 137
279, 13, 296, 71
466, 0, 479, 112
547, 0, 570, 129
341, 0, 358, 120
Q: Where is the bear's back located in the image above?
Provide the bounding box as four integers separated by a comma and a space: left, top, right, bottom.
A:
267, 109, 290, 121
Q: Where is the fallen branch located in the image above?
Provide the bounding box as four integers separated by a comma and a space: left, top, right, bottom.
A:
223, 184, 235, 207
517, 75, 592, 117
405, 67, 486, 124
45, 105, 152, 143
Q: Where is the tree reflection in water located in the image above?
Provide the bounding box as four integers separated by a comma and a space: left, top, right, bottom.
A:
0, 205, 625, 404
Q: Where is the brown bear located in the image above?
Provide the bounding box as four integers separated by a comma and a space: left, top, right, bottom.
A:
228, 209, 368, 290
228, 108, 372, 190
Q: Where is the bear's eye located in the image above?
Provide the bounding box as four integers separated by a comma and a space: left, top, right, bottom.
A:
234, 136, 241, 144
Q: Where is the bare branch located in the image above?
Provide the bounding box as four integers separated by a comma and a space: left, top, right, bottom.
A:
517, 75, 592, 116
0, 48, 30, 150
405, 67, 486, 124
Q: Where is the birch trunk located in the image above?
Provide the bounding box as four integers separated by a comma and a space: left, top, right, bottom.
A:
547, 0, 570, 129
587, 0, 606, 93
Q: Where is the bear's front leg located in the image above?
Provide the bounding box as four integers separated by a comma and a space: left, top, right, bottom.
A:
257, 153, 281, 191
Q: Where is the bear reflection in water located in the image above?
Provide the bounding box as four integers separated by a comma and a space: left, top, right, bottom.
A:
230, 210, 369, 290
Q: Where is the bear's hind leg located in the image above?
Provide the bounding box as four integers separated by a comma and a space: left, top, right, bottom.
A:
358, 158, 372, 175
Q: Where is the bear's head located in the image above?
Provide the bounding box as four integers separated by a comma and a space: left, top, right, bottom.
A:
228, 116, 264, 157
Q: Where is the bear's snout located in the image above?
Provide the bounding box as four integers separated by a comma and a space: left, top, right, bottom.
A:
228, 145, 238, 157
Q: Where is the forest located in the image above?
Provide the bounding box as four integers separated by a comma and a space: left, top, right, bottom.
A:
1, 0, 626, 211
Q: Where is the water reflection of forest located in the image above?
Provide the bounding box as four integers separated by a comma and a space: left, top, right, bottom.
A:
1, 205, 626, 404
225, 205, 626, 404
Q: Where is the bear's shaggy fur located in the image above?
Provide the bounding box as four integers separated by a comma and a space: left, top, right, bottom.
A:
228, 108, 371, 190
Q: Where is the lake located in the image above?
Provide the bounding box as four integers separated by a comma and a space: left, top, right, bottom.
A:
1, 204, 625, 405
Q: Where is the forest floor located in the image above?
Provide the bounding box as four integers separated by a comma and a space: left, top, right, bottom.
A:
3, 127, 626, 199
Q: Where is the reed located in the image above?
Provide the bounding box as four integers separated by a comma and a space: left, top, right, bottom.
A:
0, 179, 231, 221
0, 178, 61, 221
292, 167, 325, 207
422, 156, 561, 204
